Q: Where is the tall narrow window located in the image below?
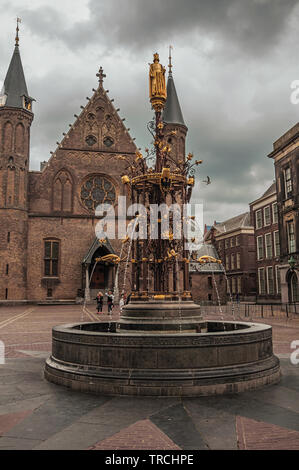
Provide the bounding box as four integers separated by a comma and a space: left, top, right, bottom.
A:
264, 206, 271, 226
273, 231, 280, 257
7, 232, 10, 243
276, 265, 281, 294
257, 236, 264, 260
287, 222, 295, 254
265, 233, 273, 259
231, 254, 235, 270
272, 203, 278, 224
232, 277, 236, 294
225, 255, 229, 270
267, 267, 274, 295
236, 252, 241, 269
44, 240, 59, 277
237, 277, 242, 294
258, 268, 266, 295
6, 264, 9, 275
284, 167, 292, 198
255, 210, 262, 229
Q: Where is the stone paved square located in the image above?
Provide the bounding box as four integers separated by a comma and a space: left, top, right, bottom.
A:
0, 304, 298, 451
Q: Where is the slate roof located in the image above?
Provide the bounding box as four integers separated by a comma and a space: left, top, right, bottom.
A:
0, 44, 31, 109
163, 73, 185, 126
213, 212, 252, 234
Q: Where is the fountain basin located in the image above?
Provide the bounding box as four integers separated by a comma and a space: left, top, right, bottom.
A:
44, 320, 280, 396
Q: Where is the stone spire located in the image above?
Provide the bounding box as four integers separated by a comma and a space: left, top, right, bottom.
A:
163, 47, 185, 126
0, 19, 34, 110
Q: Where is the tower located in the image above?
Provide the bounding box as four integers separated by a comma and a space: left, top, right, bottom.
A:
0, 21, 34, 300
163, 47, 188, 167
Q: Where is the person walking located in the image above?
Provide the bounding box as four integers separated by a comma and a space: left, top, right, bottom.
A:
119, 294, 125, 314
95, 291, 103, 314
106, 290, 114, 315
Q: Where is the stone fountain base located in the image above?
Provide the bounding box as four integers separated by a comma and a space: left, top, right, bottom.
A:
44, 320, 280, 397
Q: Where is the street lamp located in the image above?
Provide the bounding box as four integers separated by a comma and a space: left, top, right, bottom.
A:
288, 255, 296, 270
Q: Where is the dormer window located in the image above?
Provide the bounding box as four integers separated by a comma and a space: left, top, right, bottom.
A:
23, 96, 32, 111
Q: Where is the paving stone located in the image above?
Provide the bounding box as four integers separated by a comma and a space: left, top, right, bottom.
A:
236, 416, 299, 450
150, 403, 209, 450
90, 419, 181, 450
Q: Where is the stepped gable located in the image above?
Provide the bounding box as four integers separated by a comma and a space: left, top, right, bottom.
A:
28, 67, 138, 214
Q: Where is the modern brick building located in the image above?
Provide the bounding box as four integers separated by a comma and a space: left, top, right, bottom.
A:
249, 183, 281, 303
268, 123, 299, 303
205, 213, 257, 301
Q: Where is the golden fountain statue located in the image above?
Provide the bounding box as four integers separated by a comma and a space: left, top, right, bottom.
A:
149, 53, 167, 112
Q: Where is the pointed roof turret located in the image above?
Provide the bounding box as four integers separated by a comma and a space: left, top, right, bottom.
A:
163, 46, 185, 127
0, 19, 34, 111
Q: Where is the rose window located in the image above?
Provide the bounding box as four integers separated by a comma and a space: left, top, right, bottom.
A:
80, 176, 116, 211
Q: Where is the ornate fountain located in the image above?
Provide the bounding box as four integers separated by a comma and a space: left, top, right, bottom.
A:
44, 54, 280, 396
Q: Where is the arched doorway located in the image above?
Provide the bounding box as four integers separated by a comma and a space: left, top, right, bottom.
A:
89, 246, 111, 290
287, 270, 299, 303
82, 237, 116, 301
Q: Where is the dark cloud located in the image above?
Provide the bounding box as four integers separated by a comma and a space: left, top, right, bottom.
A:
20, 0, 298, 56
1, 0, 298, 225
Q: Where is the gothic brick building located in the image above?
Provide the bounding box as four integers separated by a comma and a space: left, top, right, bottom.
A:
0, 36, 188, 302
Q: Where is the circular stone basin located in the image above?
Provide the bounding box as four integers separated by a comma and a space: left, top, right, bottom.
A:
44, 321, 280, 397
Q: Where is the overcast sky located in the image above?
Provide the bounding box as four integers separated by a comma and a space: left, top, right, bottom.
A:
0, 0, 298, 226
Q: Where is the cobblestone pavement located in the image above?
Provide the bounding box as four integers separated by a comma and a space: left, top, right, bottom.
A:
0, 304, 299, 450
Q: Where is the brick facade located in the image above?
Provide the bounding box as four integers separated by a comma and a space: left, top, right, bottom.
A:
268, 123, 299, 303
249, 184, 281, 303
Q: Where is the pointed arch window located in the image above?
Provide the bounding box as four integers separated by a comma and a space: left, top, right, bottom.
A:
53, 170, 73, 213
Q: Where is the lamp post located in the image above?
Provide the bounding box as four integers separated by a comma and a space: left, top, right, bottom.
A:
288, 255, 296, 271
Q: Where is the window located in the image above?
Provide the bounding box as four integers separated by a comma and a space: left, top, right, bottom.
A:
226, 278, 231, 294
264, 206, 271, 226
237, 277, 242, 294
236, 235, 240, 246
225, 255, 230, 270
284, 167, 292, 198
231, 237, 235, 248
267, 267, 274, 295
208, 277, 213, 289
5, 288, 8, 300
272, 203, 278, 224
7, 232, 10, 243
287, 222, 295, 254
232, 277, 236, 294
257, 236, 264, 260
44, 240, 59, 277
236, 252, 241, 269
6, 264, 9, 275
255, 209, 262, 229
273, 231, 280, 257
265, 233, 273, 259
231, 254, 235, 270
258, 268, 266, 295
225, 239, 229, 249
276, 265, 281, 294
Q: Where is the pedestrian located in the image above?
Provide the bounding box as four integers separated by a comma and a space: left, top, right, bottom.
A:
119, 294, 125, 314
106, 290, 114, 315
95, 291, 103, 313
